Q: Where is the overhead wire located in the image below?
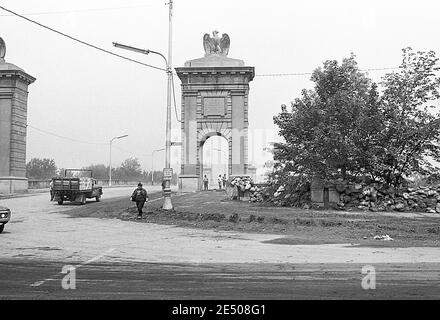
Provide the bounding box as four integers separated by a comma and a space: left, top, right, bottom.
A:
0, 4, 154, 17
2, 5, 438, 78
3, 5, 439, 161
27, 123, 156, 160
112, 145, 154, 158
26, 124, 108, 146
0, 5, 166, 72
254, 67, 401, 77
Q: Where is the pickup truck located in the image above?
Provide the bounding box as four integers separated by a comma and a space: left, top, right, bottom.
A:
52, 169, 103, 205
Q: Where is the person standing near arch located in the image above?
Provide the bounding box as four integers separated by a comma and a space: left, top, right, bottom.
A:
218, 174, 223, 190
203, 175, 209, 191
222, 174, 227, 189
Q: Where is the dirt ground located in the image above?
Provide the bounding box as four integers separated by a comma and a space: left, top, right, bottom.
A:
62, 190, 440, 248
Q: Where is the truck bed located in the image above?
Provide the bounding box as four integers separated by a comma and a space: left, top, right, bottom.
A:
52, 177, 93, 191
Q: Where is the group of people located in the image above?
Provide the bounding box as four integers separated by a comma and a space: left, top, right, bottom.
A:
203, 174, 227, 191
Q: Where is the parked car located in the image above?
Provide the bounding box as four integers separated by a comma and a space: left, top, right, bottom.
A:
0, 205, 11, 233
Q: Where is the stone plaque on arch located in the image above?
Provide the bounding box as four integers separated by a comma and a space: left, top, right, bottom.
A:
176, 31, 254, 192
202, 97, 226, 117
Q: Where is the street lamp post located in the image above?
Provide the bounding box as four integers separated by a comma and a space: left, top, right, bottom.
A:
109, 134, 128, 187
151, 148, 165, 185
112, 0, 174, 210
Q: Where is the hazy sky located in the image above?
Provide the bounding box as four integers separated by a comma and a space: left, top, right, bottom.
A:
1, 0, 440, 173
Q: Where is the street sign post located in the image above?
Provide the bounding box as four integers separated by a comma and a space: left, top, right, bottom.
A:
163, 168, 173, 181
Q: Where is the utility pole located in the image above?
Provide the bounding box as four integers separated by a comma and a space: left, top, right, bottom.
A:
151, 148, 165, 185
162, 0, 174, 210
112, 0, 174, 209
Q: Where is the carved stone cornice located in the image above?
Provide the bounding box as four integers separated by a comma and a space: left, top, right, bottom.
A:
0, 69, 36, 85
175, 66, 255, 83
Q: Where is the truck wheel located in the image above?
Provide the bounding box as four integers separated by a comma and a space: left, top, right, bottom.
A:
96, 195, 101, 202
0, 224, 4, 233
58, 200, 63, 205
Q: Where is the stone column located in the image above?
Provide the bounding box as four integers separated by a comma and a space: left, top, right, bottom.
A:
231, 90, 248, 175
0, 41, 36, 194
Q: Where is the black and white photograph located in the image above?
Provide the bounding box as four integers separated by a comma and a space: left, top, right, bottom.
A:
1, 0, 440, 310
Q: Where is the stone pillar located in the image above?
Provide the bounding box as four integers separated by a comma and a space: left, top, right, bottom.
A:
176, 49, 254, 192
0, 39, 36, 194
231, 91, 247, 175
311, 176, 340, 208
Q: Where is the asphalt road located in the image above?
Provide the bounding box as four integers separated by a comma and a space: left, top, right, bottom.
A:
1, 186, 440, 299
1, 259, 439, 299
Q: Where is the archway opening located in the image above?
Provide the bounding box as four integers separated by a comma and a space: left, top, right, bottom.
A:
201, 135, 229, 190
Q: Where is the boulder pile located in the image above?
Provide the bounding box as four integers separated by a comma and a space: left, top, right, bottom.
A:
249, 185, 265, 202
269, 184, 311, 207
335, 181, 440, 213
227, 175, 440, 213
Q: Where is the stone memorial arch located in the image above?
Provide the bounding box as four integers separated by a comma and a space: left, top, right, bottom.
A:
176, 31, 255, 191
0, 37, 36, 194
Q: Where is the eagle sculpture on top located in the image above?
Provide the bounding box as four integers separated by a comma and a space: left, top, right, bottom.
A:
203, 31, 230, 56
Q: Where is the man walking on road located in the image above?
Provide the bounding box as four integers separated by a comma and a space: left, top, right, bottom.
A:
131, 183, 149, 219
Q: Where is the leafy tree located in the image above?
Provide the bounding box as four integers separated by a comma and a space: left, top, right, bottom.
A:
273, 54, 380, 182
82, 164, 108, 179
375, 47, 440, 186
26, 158, 57, 179
273, 48, 440, 187
114, 157, 142, 180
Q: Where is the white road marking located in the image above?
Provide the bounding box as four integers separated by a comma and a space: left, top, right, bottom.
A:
30, 248, 115, 287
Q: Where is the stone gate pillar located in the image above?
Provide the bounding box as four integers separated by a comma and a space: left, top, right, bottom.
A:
0, 37, 36, 194
175, 31, 254, 192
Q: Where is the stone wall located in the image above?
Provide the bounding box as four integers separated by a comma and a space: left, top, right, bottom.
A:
226, 174, 440, 213
334, 181, 440, 213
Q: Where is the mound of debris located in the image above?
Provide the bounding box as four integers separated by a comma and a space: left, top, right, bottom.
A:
225, 176, 311, 207
226, 176, 267, 203
268, 183, 312, 207
226, 175, 440, 213
335, 181, 440, 213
